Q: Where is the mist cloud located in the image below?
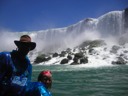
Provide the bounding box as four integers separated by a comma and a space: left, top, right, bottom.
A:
0, 31, 18, 51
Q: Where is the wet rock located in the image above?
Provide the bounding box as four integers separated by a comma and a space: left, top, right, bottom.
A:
112, 57, 127, 65
34, 54, 48, 63
60, 58, 69, 64
67, 55, 72, 60
89, 49, 97, 55
74, 52, 84, 59
110, 45, 120, 53
60, 51, 67, 57
53, 52, 59, 57
80, 57, 88, 64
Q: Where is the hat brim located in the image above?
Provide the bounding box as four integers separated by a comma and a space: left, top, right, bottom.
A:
14, 41, 36, 51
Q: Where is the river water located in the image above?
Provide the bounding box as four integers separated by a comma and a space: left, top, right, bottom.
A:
32, 65, 128, 96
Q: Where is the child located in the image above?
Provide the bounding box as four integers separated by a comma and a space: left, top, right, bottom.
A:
25, 70, 52, 96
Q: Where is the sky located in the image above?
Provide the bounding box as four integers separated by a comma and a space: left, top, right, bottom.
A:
0, 0, 128, 32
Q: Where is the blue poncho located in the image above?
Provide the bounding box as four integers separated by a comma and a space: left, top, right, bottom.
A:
0, 50, 32, 96
25, 82, 52, 96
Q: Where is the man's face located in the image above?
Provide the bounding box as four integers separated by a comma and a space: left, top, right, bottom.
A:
18, 42, 31, 57
41, 76, 52, 89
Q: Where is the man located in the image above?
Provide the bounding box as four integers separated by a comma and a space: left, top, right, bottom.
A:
0, 35, 36, 96
25, 70, 52, 96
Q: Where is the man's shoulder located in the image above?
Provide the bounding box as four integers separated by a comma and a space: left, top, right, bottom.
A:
0, 51, 11, 57
0, 52, 11, 65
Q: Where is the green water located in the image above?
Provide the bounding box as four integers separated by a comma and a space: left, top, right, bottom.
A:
32, 65, 128, 96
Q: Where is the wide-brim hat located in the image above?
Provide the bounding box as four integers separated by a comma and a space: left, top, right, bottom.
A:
14, 35, 36, 51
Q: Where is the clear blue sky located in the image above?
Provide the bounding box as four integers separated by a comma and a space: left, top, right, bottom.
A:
0, 0, 128, 32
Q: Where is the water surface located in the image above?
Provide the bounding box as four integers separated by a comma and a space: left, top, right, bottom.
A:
32, 65, 128, 96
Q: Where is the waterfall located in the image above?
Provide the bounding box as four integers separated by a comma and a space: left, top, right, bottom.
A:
97, 11, 124, 36
0, 9, 127, 54
33, 10, 125, 53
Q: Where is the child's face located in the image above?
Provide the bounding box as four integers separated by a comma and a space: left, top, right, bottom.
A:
41, 76, 52, 89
